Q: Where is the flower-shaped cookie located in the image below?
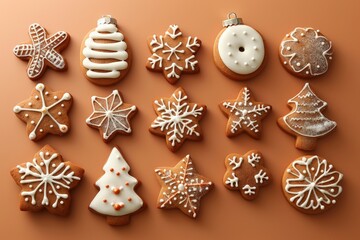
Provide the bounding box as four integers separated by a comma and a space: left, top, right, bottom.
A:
280, 27, 332, 78
146, 24, 201, 84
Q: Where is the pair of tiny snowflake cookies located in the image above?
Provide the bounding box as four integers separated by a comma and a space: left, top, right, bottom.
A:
223, 150, 270, 200
10, 145, 84, 216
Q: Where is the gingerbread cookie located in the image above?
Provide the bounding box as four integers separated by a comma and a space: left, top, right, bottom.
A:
13, 83, 72, 141
86, 90, 136, 142
213, 13, 265, 80
223, 151, 270, 200
280, 27, 333, 78
81, 16, 130, 85
278, 83, 336, 151
282, 155, 343, 214
13, 23, 69, 80
219, 87, 271, 138
149, 87, 206, 152
89, 147, 144, 225
155, 155, 213, 218
146, 24, 201, 84
10, 145, 84, 216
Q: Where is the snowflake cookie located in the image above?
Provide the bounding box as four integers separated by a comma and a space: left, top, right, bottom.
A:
13, 83, 72, 141
10, 145, 84, 216
223, 150, 270, 200
149, 87, 206, 152
280, 27, 333, 78
155, 155, 213, 218
89, 147, 143, 225
13, 23, 70, 80
146, 24, 201, 84
219, 87, 271, 139
282, 155, 343, 214
278, 83, 336, 151
86, 90, 137, 142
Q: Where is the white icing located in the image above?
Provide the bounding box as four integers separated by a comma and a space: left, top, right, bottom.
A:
83, 23, 128, 79
242, 185, 256, 195
218, 24, 264, 75
89, 148, 143, 216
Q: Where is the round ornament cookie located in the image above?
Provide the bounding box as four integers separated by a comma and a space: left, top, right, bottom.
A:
279, 27, 333, 78
213, 13, 265, 80
80, 16, 130, 86
282, 155, 343, 214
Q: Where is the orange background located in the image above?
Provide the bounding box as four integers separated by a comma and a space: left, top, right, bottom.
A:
1, 0, 359, 239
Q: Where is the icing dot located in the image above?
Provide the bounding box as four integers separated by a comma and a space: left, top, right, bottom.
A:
112, 188, 121, 195
49, 190, 53, 194
60, 201, 64, 205
302, 170, 306, 174
316, 29, 320, 32
58, 112, 62, 116
25, 198, 29, 202
25, 114, 29, 117
39, 189, 43, 192
234, 60, 238, 64
301, 33, 305, 36
253, 46, 258, 50
50, 125, 54, 128
45, 92, 49, 96
228, 52, 232, 56
306, 71, 309, 74
296, 62, 301, 67
31, 121, 35, 125
28, 103, 32, 106
320, 205, 325, 210
286, 34, 289, 37
286, 47, 291, 51
284, 61, 287, 65
40, 162, 44, 166
311, 167, 315, 171
317, 65, 320, 68
244, 62, 248, 66
122, 167, 126, 171
52, 163, 56, 167
110, 168, 114, 172
321, 42, 325, 45
173, 197, 177, 201
116, 172, 120, 176
128, 198, 132, 202
29, 185, 33, 188
35, 96, 39, 100
54, 96, 58, 100
249, 102, 253, 106
251, 37, 255, 41
56, 185, 60, 189
125, 182, 129, 186
45, 152, 50, 156
39, 129, 43, 133
329, 56, 333, 60
61, 104, 65, 108
251, 57, 255, 61
103, 199, 107, 203
227, 43, 231, 47
332, 200, 336, 204
243, 31, 247, 35
113, 203, 124, 211
232, 32, 236, 36
159, 199, 164, 203
330, 189, 335, 193
106, 185, 109, 188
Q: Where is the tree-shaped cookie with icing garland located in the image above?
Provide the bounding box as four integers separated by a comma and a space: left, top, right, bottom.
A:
146, 24, 201, 84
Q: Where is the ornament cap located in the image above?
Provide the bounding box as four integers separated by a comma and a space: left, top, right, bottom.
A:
223, 12, 243, 27
97, 15, 117, 26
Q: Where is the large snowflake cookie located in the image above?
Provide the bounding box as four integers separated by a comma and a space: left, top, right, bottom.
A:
223, 150, 270, 200
146, 24, 201, 84
213, 13, 265, 80
89, 147, 144, 225
86, 90, 137, 142
149, 87, 206, 152
13, 83, 72, 141
13, 23, 69, 80
282, 155, 343, 214
220, 87, 271, 138
278, 83, 336, 151
280, 27, 333, 78
10, 145, 84, 216
81, 16, 130, 85
155, 155, 213, 218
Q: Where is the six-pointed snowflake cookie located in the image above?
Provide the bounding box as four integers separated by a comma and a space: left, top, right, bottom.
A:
146, 24, 201, 84
149, 87, 206, 152
282, 155, 343, 214
13, 23, 70, 80
155, 155, 213, 218
223, 150, 270, 200
220, 87, 271, 139
10, 145, 84, 216
13, 83, 72, 141
86, 90, 137, 142
279, 27, 333, 78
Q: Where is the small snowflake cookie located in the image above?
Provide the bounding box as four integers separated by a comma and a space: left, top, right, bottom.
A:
10, 145, 84, 216
146, 24, 201, 84
81, 16, 130, 85
282, 155, 343, 214
86, 90, 137, 142
149, 87, 206, 152
13, 23, 70, 80
219, 87, 271, 138
278, 83, 336, 151
223, 150, 270, 200
13, 83, 72, 141
213, 13, 265, 80
280, 27, 333, 78
89, 147, 144, 225
155, 155, 213, 218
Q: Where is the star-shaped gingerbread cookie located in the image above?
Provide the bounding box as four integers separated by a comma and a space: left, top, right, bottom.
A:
86, 90, 137, 142
155, 155, 213, 218
149, 87, 206, 152
13, 83, 72, 141
13, 23, 70, 80
146, 24, 201, 84
219, 87, 271, 138
223, 150, 270, 200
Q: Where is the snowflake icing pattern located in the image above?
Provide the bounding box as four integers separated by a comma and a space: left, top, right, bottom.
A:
146, 25, 201, 84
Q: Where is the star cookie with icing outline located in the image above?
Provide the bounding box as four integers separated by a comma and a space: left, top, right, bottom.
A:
219, 87, 271, 139
146, 24, 201, 84
13, 23, 70, 80
10, 145, 84, 216
86, 90, 137, 143
155, 155, 213, 218
13, 83, 72, 141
